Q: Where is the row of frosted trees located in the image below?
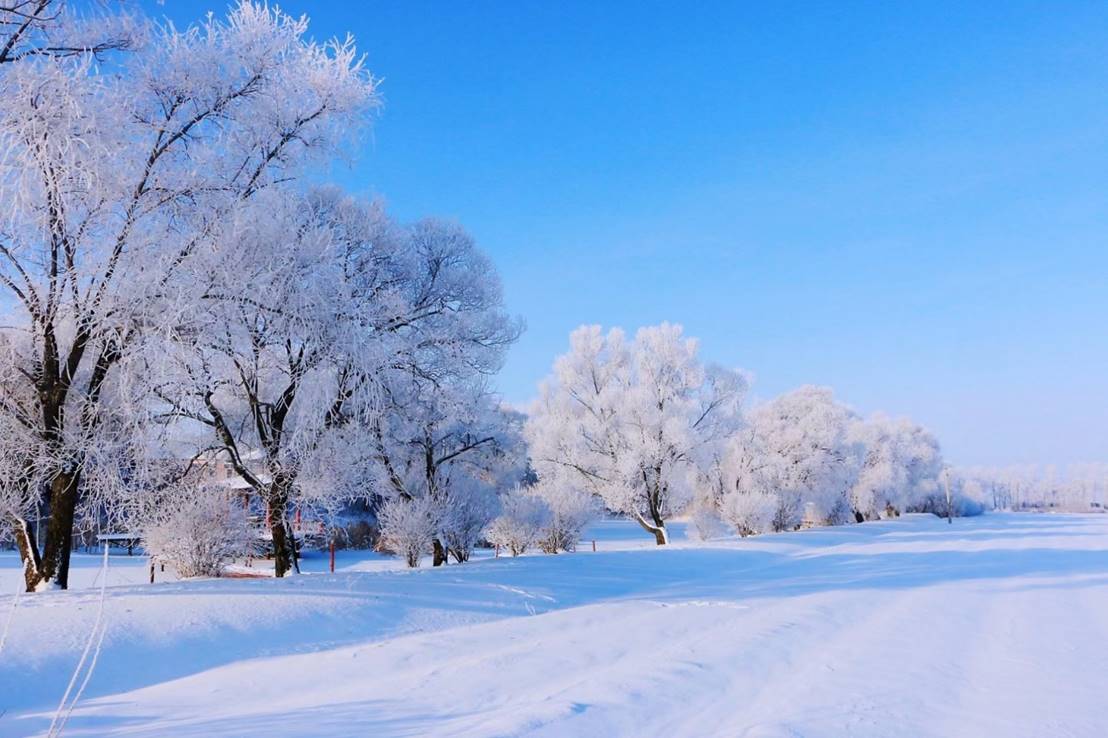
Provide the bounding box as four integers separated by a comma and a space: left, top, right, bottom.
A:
525, 324, 951, 547
0, 2, 1014, 591
0, 1, 528, 589
954, 464, 1108, 513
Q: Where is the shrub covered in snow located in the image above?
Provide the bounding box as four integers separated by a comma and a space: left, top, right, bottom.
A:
440, 483, 500, 563
378, 496, 438, 568
485, 487, 551, 556
720, 489, 776, 537
531, 480, 599, 553
138, 489, 256, 579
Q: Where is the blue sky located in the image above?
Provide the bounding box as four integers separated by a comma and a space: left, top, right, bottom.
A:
145, 1, 1108, 466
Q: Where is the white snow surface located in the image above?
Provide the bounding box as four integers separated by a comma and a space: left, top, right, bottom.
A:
2, 513, 1107, 737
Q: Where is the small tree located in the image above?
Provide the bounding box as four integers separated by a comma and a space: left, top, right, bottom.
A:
532, 480, 598, 553
378, 495, 436, 568
720, 488, 776, 537
138, 487, 255, 579
485, 487, 550, 556
439, 482, 499, 563
526, 324, 743, 545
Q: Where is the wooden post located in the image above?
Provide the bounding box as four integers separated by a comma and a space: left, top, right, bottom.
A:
329, 539, 336, 573
944, 471, 953, 524
592, 540, 596, 552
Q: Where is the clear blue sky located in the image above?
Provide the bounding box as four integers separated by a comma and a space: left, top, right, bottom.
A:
146, 1, 1108, 467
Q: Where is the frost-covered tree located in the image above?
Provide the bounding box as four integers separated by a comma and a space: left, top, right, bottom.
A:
439, 481, 501, 564
532, 479, 599, 553
377, 494, 436, 568
724, 386, 863, 532
718, 474, 776, 537
527, 324, 744, 545
370, 383, 525, 567
353, 221, 521, 567
485, 486, 550, 556
149, 190, 395, 577
137, 483, 256, 579
0, 1, 376, 590
851, 415, 943, 519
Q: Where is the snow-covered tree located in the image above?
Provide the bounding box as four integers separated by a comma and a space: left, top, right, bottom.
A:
148, 189, 396, 577
719, 484, 776, 537
137, 484, 256, 578
851, 415, 943, 519
724, 386, 863, 532
527, 324, 744, 545
485, 486, 550, 556
532, 479, 599, 553
0, 1, 376, 590
364, 258, 523, 567
370, 390, 525, 566
377, 494, 436, 568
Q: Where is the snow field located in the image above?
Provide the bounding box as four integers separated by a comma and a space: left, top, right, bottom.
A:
2, 513, 1107, 737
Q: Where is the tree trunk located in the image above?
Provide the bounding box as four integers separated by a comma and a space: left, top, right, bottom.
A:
23, 468, 81, 590
632, 513, 668, 545
11, 517, 43, 592
267, 488, 294, 578
432, 538, 447, 566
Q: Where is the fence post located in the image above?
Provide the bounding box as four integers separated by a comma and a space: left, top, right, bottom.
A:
149, 558, 155, 584
592, 540, 596, 552
329, 539, 336, 573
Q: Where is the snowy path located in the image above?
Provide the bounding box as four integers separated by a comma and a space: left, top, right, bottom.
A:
2, 514, 1107, 736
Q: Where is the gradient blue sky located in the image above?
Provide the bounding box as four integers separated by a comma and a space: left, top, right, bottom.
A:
145, 1, 1108, 466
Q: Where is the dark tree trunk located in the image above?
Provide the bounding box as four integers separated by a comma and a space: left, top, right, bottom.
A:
268, 485, 295, 578
633, 513, 668, 545
37, 468, 80, 589
12, 517, 42, 592
432, 538, 447, 566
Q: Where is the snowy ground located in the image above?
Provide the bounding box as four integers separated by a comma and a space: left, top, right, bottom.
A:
2, 513, 1107, 737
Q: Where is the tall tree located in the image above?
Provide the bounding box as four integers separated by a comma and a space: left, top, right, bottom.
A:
851, 414, 943, 520
155, 195, 520, 576
0, 1, 376, 590
527, 323, 744, 544
725, 386, 864, 532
